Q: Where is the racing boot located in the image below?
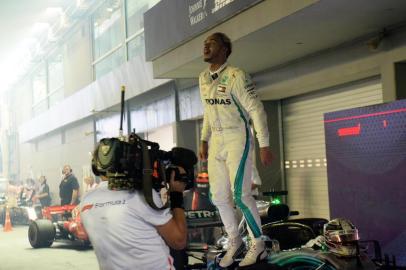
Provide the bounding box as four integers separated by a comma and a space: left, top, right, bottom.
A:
238, 238, 267, 267
219, 236, 244, 268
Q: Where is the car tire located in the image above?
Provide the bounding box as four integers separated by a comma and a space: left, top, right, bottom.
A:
28, 219, 56, 248
81, 239, 92, 249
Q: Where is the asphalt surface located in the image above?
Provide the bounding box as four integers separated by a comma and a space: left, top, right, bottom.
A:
0, 225, 99, 270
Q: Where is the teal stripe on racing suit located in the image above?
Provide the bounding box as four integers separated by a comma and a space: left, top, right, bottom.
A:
232, 94, 261, 238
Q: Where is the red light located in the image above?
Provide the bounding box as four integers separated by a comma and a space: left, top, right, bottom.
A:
325, 108, 406, 123
338, 123, 361, 137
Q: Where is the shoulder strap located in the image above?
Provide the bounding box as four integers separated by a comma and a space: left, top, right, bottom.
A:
141, 140, 168, 210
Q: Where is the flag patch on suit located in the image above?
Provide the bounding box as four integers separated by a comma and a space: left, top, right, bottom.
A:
217, 85, 226, 93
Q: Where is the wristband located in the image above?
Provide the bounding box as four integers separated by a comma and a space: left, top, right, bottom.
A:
170, 192, 184, 209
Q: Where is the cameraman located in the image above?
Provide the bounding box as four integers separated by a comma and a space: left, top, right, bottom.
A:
80, 168, 187, 270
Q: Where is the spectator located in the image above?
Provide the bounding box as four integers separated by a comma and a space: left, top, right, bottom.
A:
83, 176, 98, 193
33, 176, 51, 208
19, 178, 36, 206
59, 165, 80, 205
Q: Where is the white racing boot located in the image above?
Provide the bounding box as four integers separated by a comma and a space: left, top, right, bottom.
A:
238, 238, 267, 267
219, 236, 244, 268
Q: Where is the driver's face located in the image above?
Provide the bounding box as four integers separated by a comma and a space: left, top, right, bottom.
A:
203, 35, 225, 63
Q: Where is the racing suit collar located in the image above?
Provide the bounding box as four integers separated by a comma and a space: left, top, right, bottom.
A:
209, 62, 228, 80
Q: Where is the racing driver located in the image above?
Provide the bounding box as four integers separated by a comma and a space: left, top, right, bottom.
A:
199, 32, 272, 268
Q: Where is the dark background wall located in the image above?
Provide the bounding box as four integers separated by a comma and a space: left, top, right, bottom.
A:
395, 62, 406, 100
256, 100, 284, 195
324, 99, 406, 266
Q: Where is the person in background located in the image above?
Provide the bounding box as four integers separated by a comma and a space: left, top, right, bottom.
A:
59, 165, 80, 205
19, 178, 36, 206
83, 176, 98, 193
33, 176, 51, 208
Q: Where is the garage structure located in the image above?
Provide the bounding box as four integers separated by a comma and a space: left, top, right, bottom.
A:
282, 78, 383, 218
144, 0, 406, 219
1, 1, 406, 268
1, 0, 406, 220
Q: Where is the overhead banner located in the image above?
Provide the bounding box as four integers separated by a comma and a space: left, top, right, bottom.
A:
144, 0, 263, 61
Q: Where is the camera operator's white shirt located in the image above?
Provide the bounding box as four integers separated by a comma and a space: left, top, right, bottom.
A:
80, 182, 174, 270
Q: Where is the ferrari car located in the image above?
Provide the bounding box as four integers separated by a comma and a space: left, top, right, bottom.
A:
28, 204, 90, 248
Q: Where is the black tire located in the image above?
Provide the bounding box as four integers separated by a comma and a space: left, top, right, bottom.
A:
80, 240, 92, 249
28, 219, 56, 248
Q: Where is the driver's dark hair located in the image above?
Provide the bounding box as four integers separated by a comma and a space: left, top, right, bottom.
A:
212, 32, 232, 58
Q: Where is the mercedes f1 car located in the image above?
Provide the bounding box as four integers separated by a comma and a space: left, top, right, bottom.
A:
182, 178, 401, 270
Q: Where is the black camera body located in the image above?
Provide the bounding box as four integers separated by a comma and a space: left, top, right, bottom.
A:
91, 86, 197, 209
91, 132, 197, 192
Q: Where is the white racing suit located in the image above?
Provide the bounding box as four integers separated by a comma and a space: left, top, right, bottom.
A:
199, 65, 269, 239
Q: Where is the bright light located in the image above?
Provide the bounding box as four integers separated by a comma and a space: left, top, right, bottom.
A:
0, 38, 39, 92
45, 7, 63, 17
31, 22, 51, 37
271, 198, 282, 205
60, 12, 69, 28
47, 30, 57, 42
76, 0, 84, 7
76, 0, 89, 9
0, 3, 73, 93
45, 7, 69, 30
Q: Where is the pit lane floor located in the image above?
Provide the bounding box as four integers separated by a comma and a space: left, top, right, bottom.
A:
0, 225, 99, 270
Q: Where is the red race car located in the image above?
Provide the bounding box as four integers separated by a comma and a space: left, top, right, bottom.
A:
28, 204, 90, 248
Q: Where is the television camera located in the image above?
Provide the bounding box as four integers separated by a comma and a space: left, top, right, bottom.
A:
91, 86, 197, 210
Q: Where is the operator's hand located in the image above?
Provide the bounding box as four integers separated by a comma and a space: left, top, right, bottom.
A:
260, 146, 273, 166
169, 167, 186, 193
199, 141, 208, 161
